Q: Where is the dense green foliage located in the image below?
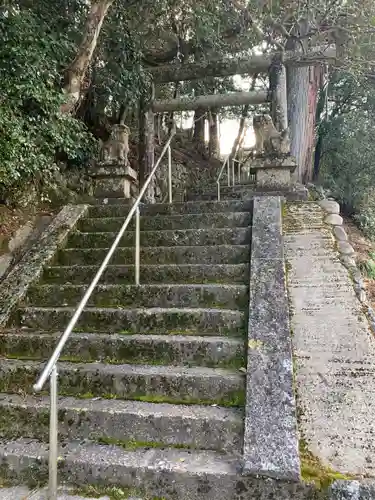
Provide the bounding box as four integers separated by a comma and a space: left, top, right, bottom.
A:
0, 0, 374, 207
317, 72, 375, 238
0, 8, 94, 201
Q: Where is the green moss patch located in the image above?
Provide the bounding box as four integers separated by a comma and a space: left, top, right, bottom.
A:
300, 439, 354, 489
73, 484, 166, 500
97, 436, 192, 451
93, 391, 246, 408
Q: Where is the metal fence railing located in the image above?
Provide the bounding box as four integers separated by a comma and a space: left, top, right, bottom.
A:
33, 128, 176, 500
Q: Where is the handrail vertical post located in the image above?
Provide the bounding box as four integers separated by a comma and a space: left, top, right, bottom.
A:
227, 157, 230, 187
237, 160, 241, 183
231, 159, 235, 186
49, 365, 58, 500
217, 181, 220, 202
135, 206, 140, 286
168, 145, 172, 204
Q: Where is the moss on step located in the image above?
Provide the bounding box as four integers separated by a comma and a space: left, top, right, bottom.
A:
73, 484, 166, 500
71, 390, 246, 408
126, 390, 246, 408
25, 285, 249, 310
97, 436, 193, 452
295, 366, 355, 489
300, 439, 355, 489
15, 307, 246, 336
0, 342, 245, 370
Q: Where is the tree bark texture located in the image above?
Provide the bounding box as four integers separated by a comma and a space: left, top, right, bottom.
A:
193, 108, 206, 149
287, 65, 322, 183
152, 91, 269, 112
208, 110, 220, 158
286, 21, 324, 183
149, 47, 336, 83
230, 105, 249, 161
62, 0, 114, 113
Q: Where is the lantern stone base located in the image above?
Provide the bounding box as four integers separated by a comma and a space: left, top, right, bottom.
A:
251, 156, 297, 189
89, 163, 138, 200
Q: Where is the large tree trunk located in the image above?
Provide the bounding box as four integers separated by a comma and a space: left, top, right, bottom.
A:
208, 110, 220, 158
286, 22, 323, 183
193, 108, 205, 147
287, 65, 321, 183
230, 104, 249, 160
62, 0, 114, 114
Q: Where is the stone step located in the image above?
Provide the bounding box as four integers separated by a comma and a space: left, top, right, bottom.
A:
78, 212, 252, 232
67, 227, 252, 249
55, 245, 250, 266
0, 359, 245, 406
189, 181, 256, 194
187, 191, 247, 201
25, 284, 248, 310
42, 264, 249, 285
13, 307, 246, 335
88, 199, 253, 218
0, 439, 248, 500
189, 188, 308, 202
0, 332, 245, 367
0, 394, 243, 453
0, 487, 109, 500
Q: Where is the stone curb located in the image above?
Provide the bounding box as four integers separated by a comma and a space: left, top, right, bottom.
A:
318, 198, 375, 334
0, 214, 54, 282
0, 204, 88, 327
243, 196, 300, 481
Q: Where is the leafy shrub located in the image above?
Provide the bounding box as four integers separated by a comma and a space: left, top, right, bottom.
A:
319, 108, 375, 239
0, 9, 94, 203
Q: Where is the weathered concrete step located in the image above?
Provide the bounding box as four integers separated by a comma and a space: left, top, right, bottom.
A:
188, 188, 308, 202
0, 439, 317, 500
0, 487, 109, 500
25, 284, 248, 309
79, 212, 252, 232
55, 245, 250, 266
0, 359, 245, 406
0, 332, 245, 367
0, 394, 243, 453
186, 190, 249, 201
42, 264, 249, 285
67, 227, 252, 249
88, 199, 253, 218
189, 182, 256, 195
13, 307, 246, 335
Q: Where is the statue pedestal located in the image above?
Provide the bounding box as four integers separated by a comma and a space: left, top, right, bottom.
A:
251, 155, 297, 189
89, 162, 138, 200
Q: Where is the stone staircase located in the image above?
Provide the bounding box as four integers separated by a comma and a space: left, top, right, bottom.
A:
0, 196, 255, 499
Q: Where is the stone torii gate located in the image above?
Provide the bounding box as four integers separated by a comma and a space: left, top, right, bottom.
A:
138, 46, 336, 191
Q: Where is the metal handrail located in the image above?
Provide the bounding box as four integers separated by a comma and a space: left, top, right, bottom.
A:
217, 153, 243, 201
33, 128, 176, 500
216, 154, 230, 202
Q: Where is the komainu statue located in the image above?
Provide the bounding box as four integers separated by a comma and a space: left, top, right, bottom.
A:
253, 115, 290, 156
99, 124, 130, 165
